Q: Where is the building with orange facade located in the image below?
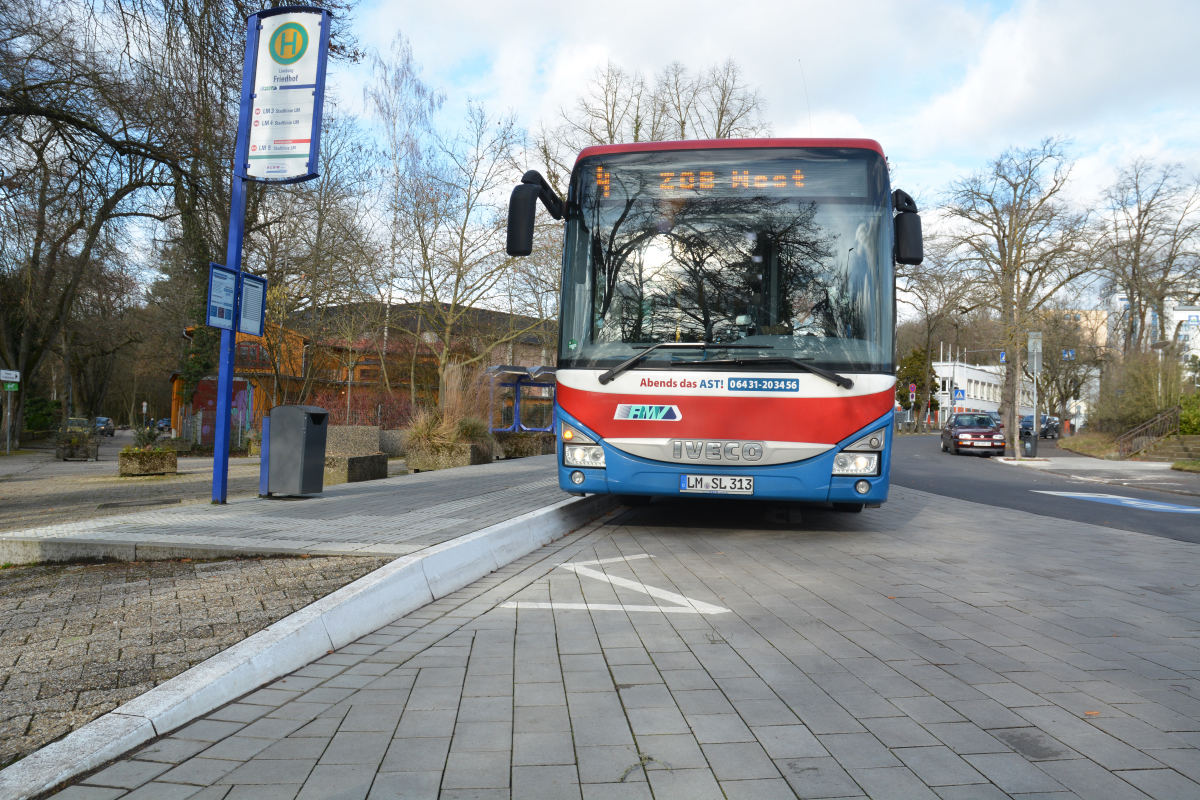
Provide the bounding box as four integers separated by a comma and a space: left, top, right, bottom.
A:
169, 303, 555, 442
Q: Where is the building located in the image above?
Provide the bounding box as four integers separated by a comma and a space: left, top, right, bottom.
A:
168, 304, 557, 442
1173, 306, 1200, 362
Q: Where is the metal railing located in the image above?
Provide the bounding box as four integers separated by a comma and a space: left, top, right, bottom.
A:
1116, 406, 1180, 460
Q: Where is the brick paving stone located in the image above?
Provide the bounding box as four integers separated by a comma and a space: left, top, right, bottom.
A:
0, 556, 389, 766
50, 486, 1200, 799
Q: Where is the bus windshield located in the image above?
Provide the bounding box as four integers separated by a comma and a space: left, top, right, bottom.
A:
559, 147, 894, 374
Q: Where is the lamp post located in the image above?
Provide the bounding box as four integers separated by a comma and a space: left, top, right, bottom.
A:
1151, 339, 1172, 407
1026, 333, 1042, 458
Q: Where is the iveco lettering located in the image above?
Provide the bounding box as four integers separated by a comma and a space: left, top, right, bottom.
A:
506, 138, 923, 510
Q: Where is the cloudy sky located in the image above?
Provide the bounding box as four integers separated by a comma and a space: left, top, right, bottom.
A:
336, 0, 1198, 205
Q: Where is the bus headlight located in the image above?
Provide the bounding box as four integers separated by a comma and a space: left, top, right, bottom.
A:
833, 452, 878, 476
564, 444, 606, 468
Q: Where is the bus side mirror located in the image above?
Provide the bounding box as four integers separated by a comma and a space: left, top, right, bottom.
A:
507, 183, 540, 257
893, 189, 923, 265
507, 170, 564, 257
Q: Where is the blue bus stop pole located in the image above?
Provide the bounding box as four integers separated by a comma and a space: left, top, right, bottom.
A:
212, 20, 257, 504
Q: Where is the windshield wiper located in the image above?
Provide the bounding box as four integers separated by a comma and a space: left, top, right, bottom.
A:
699, 356, 854, 389
597, 343, 770, 385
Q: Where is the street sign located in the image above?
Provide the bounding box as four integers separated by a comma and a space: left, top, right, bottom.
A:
909, 392, 916, 402
1027, 332, 1043, 373
2, 383, 16, 392
242, 8, 331, 183
207, 263, 239, 330
142, 402, 147, 413
1063, 348, 1075, 361
908, 383, 916, 392
954, 389, 965, 401
1000, 351, 1006, 363
238, 273, 268, 337
0, 370, 18, 383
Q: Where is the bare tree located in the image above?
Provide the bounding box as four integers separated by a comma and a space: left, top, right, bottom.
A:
656, 61, 702, 141
392, 103, 545, 402
897, 235, 976, 425
1099, 159, 1200, 352
943, 138, 1094, 454
694, 59, 770, 139
532, 58, 770, 196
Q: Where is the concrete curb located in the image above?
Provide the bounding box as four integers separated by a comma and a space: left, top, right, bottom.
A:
0, 493, 618, 800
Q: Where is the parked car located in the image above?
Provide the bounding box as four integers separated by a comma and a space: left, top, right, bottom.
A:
985, 411, 1004, 428
157, 418, 171, 432
941, 413, 1006, 456
1019, 414, 1060, 439
95, 416, 115, 436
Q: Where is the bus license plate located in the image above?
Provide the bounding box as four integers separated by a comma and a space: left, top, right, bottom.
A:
680, 475, 754, 495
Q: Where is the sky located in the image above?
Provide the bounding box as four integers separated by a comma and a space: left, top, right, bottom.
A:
333, 0, 1200, 210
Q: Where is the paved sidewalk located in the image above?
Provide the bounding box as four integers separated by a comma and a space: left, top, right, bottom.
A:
1, 457, 563, 560
61, 485, 1200, 799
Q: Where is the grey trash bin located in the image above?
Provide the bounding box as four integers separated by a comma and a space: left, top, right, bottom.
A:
267, 405, 329, 495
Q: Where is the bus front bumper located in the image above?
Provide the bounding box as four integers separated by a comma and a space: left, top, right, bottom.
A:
556, 408, 893, 505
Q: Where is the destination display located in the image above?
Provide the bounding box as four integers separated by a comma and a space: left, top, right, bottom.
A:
591, 155, 869, 200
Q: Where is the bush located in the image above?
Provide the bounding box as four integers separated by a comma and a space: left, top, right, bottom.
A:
23, 396, 60, 431
456, 416, 493, 445
1181, 393, 1200, 436
1090, 352, 1168, 433
309, 388, 411, 428
406, 408, 493, 452
406, 408, 446, 452
132, 426, 161, 449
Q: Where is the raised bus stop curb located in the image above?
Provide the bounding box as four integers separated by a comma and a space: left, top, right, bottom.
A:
0, 492, 619, 800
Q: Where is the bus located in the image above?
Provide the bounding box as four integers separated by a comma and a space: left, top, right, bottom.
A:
506, 138, 923, 510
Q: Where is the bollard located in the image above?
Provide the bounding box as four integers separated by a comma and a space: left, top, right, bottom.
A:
259, 416, 270, 497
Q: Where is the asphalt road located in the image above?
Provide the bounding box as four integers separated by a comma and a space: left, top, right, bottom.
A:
889, 434, 1200, 544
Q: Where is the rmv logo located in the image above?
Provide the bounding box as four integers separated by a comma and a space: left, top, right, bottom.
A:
615, 404, 682, 421
270, 23, 308, 65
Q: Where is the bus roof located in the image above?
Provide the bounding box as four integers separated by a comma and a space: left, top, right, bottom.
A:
575, 137, 885, 164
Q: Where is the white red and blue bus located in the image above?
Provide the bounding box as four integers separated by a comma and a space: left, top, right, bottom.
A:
506, 138, 923, 510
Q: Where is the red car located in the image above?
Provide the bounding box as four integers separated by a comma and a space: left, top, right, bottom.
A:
940, 413, 1006, 456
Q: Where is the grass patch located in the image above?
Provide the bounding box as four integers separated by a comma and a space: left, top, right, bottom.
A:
1056, 431, 1117, 459
1172, 459, 1200, 473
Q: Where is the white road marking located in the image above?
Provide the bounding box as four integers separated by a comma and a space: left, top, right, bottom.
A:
500, 553, 731, 615
1032, 491, 1200, 513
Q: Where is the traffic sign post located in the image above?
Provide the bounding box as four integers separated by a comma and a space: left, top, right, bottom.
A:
211, 6, 329, 504
2, 369, 17, 455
